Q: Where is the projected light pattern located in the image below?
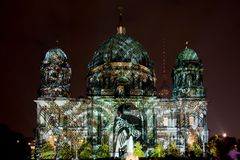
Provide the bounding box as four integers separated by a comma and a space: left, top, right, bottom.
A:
172, 47, 205, 99
34, 33, 208, 159
39, 48, 72, 98
87, 34, 156, 97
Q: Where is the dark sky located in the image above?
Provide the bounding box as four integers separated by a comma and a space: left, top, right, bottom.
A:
0, 0, 240, 138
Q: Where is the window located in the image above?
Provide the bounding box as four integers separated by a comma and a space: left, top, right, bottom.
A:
163, 117, 168, 126
189, 116, 194, 126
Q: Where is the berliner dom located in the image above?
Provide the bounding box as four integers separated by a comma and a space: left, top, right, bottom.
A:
34, 14, 208, 159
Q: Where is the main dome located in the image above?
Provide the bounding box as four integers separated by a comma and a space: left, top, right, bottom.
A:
87, 33, 156, 97
88, 34, 152, 69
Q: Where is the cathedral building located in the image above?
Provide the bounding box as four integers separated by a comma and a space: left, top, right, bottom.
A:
34, 14, 208, 159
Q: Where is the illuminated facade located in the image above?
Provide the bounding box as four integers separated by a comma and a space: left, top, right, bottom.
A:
34, 19, 208, 159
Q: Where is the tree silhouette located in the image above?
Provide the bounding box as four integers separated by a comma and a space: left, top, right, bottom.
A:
59, 142, 73, 159
78, 141, 93, 159
96, 143, 110, 158
190, 142, 203, 157
150, 144, 165, 158
133, 141, 145, 157
166, 142, 180, 158
40, 142, 55, 159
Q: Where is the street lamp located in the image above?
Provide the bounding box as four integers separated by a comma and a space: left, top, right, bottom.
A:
222, 133, 227, 138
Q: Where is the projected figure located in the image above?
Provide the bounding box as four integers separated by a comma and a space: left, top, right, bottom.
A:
113, 104, 142, 157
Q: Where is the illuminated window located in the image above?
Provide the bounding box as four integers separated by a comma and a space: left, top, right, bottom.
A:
163, 117, 168, 126
189, 116, 194, 126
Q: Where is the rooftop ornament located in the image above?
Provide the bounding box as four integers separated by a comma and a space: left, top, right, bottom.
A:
117, 6, 126, 35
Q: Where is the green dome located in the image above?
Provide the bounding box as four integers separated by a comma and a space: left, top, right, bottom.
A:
88, 34, 152, 68
177, 47, 199, 62
43, 48, 68, 64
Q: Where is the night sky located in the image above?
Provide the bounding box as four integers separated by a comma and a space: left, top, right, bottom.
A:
1, 0, 240, 138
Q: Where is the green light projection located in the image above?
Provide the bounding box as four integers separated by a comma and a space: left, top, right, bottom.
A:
35, 33, 208, 159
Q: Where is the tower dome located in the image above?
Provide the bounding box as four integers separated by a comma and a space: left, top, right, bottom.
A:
42, 48, 68, 64
176, 47, 199, 63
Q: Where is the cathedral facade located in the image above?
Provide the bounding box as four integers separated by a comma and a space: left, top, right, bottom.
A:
34, 21, 208, 159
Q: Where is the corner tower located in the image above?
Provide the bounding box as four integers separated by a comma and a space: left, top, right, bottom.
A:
172, 43, 205, 99
39, 48, 72, 98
